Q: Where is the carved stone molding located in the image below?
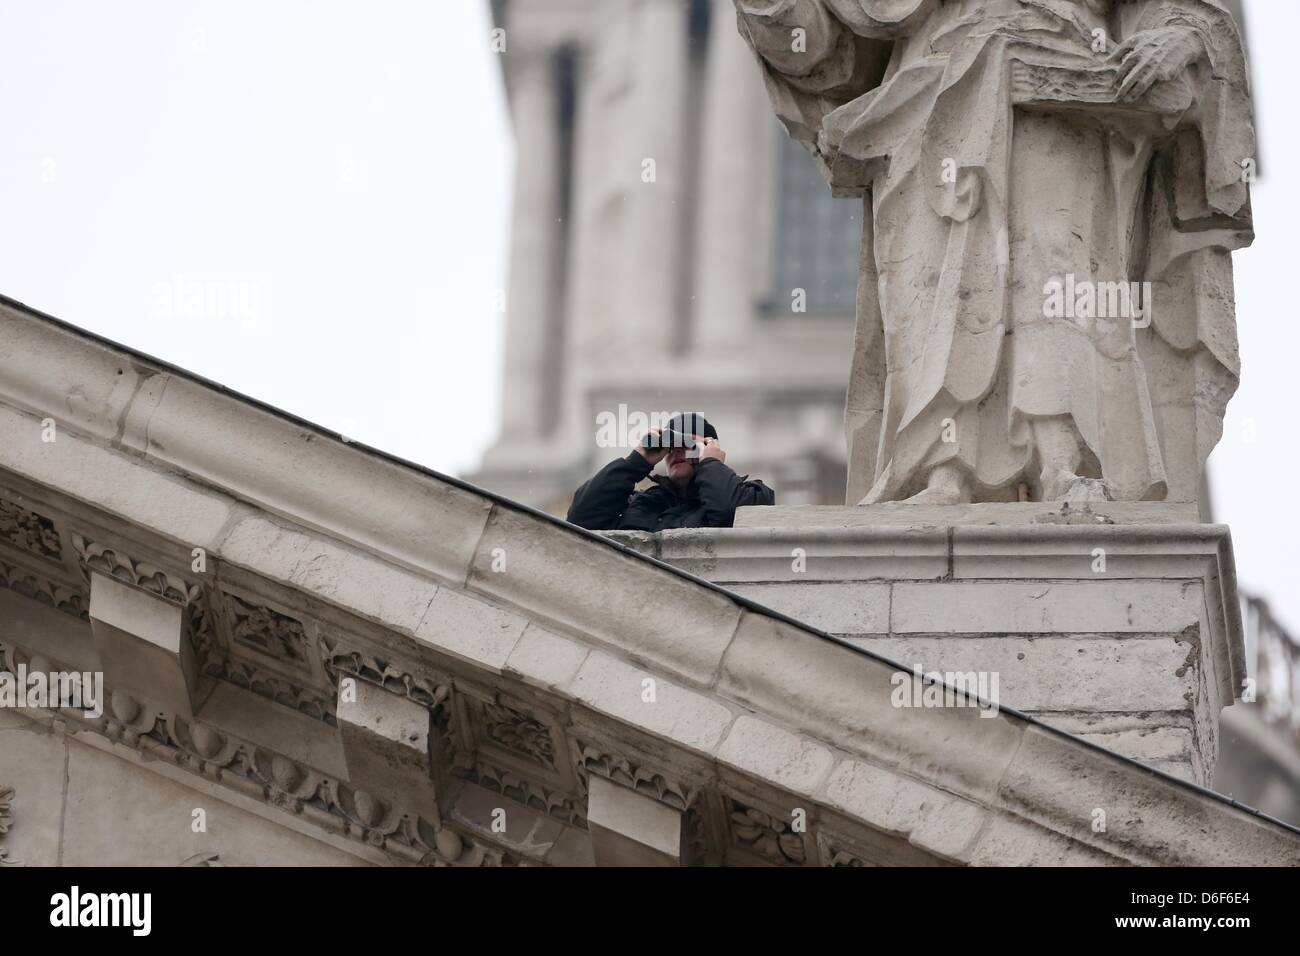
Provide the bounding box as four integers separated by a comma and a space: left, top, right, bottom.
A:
0, 557, 87, 619
481, 701, 554, 768
725, 797, 811, 867
226, 594, 310, 670
573, 739, 712, 861
463, 756, 586, 829
179, 852, 224, 867
72, 532, 195, 604
321, 637, 450, 714
1, 637, 512, 867
0, 783, 16, 867
0, 497, 60, 561
209, 656, 335, 725
817, 832, 874, 868
451, 689, 583, 828
575, 741, 695, 811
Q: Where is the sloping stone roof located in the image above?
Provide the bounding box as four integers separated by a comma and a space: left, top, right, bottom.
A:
1, 293, 1296, 866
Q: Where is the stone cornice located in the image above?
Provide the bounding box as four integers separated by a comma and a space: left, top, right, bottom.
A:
607, 518, 1247, 709
0, 296, 1296, 865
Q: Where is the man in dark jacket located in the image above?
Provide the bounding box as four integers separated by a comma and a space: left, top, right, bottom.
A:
567, 412, 775, 531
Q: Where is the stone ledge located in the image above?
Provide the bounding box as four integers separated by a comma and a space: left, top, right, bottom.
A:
735, 502, 1202, 529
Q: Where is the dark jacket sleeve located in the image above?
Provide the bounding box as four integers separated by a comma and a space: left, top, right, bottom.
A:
566, 451, 655, 530
693, 458, 776, 527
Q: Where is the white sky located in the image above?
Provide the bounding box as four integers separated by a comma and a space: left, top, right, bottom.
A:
0, 0, 1296, 635
0, 0, 511, 476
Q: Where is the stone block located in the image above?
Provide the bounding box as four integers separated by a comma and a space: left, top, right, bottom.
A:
725, 582, 889, 635
717, 715, 835, 797
662, 526, 949, 582
733, 502, 1201, 529
717, 611, 1027, 806
469, 505, 742, 687
820, 758, 986, 863
136, 374, 493, 586
842, 634, 1197, 713
413, 587, 527, 672
219, 515, 437, 635
0, 404, 233, 552
88, 571, 198, 717
586, 774, 683, 866
60, 737, 367, 866
504, 623, 591, 691
889, 580, 1201, 634
996, 725, 1300, 866
567, 651, 735, 754
448, 781, 566, 862
336, 677, 438, 823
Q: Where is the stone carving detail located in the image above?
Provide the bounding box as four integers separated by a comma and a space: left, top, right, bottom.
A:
207, 656, 335, 725
575, 742, 694, 810
726, 798, 806, 866
0, 784, 12, 834
179, 852, 224, 867
0, 497, 60, 560
574, 741, 710, 860
2, 633, 509, 866
228, 594, 309, 667
0, 558, 87, 619
481, 702, 554, 768
321, 638, 450, 714
818, 833, 873, 868
0, 783, 18, 867
96, 689, 509, 866
72, 533, 194, 603
466, 758, 586, 828
446, 693, 582, 828
737, 0, 1256, 506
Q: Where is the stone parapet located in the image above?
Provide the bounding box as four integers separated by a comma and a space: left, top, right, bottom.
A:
606, 503, 1245, 786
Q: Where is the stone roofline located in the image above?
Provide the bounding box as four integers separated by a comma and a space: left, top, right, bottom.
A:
1, 292, 1296, 865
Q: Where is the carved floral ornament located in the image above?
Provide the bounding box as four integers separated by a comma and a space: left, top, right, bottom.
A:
0, 784, 13, 834
0, 783, 16, 867
72, 532, 196, 604
0, 497, 60, 561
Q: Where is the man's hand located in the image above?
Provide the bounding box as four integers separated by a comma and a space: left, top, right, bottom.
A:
696, 436, 726, 465
634, 427, 669, 465
1112, 25, 1206, 104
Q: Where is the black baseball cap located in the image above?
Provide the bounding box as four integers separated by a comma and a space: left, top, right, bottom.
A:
664, 412, 717, 441
643, 412, 718, 449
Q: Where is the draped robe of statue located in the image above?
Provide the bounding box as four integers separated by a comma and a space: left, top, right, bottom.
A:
735, 0, 1254, 503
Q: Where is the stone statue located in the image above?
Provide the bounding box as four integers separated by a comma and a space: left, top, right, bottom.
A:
734, 0, 1254, 504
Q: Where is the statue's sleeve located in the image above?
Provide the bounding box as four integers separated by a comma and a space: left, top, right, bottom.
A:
1123, 1, 1254, 479
734, 1, 863, 147
734, 0, 902, 151
1122, 0, 1255, 221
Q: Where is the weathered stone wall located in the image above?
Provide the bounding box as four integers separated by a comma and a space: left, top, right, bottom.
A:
0, 710, 370, 867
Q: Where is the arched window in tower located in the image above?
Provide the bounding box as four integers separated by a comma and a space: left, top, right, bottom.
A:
767, 130, 861, 316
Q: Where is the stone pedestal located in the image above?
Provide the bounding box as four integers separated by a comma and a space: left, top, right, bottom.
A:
607, 503, 1245, 786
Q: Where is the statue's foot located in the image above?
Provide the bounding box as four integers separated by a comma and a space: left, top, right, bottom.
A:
901, 486, 967, 505
1041, 468, 1111, 504
900, 464, 971, 505
1061, 477, 1111, 504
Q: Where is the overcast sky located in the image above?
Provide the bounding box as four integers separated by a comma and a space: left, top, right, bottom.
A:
0, 0, 511, 476
0, 1, 1296, 637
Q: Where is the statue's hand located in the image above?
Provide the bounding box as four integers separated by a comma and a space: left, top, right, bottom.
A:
1111, 25, 1206, 104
